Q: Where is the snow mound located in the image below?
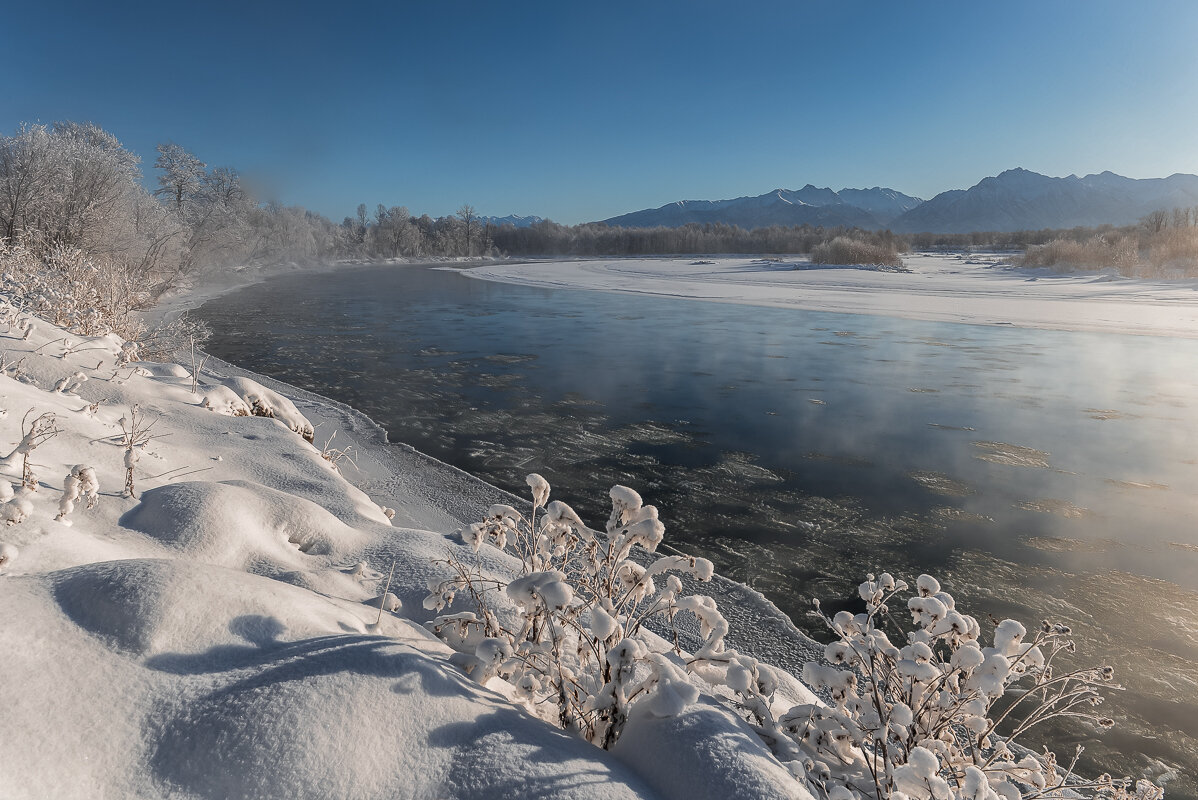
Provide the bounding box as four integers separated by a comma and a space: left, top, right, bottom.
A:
120, 480, 367, 571
51, 558, 373, 657
615, 698, 811, 800
218, 375, 315, 441
151, 642, 656, 800
200, 384, 252, 416
136, 361, 191, 379
6, 560, 656, 800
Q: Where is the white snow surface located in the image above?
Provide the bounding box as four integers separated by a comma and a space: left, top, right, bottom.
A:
459, 253, 1198, 338
0, 312, 815, 800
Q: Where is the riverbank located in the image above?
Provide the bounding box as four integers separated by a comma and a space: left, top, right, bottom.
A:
460, 253, 1198, 338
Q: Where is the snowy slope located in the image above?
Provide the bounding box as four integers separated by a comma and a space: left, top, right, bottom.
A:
0, 310, 813, 800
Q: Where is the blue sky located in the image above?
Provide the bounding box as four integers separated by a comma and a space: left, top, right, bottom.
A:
6, 1, 1198, 224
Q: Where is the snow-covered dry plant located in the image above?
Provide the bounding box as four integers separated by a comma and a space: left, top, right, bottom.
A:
54, 465, 99, 524
318, 431, 356, 474
0, 482, 32, 527
1, 409, 59, 489
425, 475, 741, 749
427, 474, 1161, 799
117, 405, 162, 498
748, 573, 1164, 800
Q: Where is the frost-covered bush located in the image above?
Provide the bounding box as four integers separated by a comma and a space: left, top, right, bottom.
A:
810, 237, 904, 269
424, 475, 1159, 798
0, 235, 151, 339
425, 475, 736, 749
767, 573, 1162, 800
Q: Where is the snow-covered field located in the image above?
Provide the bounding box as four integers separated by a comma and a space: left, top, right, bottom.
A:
460, 253, 1198, 338
0, 310, 814, 799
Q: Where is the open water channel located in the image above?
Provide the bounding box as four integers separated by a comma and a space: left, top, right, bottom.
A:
197, 262, 1198, 793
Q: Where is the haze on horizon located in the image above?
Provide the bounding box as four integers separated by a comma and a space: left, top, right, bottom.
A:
6, 0, 1197, 225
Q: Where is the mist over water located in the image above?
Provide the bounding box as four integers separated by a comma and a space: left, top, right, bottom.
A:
198, 264, 1198, 794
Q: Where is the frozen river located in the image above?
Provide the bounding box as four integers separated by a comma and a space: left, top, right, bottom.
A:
197, 262, 1198, 793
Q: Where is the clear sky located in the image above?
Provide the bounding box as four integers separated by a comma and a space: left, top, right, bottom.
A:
6, 0, 1198, 224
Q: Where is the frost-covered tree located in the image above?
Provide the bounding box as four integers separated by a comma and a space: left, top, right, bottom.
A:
153, 143, 207, 211
457, 204, 477, 256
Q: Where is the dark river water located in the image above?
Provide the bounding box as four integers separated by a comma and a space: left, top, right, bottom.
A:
197, 263, 1198, 792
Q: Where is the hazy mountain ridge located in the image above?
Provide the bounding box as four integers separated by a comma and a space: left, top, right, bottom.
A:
477, 214, 544, 228
602, 185, 922, 230
892, 168, 1198, 233
598, 170, 1198, 233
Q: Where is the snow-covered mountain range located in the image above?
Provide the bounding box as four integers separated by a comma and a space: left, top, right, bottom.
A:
598, 169, 1198, 233
602, 186, 922, 230
891, 168, 1198, 233
476, 214, 544, 228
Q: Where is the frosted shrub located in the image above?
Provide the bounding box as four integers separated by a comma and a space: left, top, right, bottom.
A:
424, 475, 1159, 796
0, 235, 150, 339
810, 237, 904, 269
425, 475, 731, 749
763, 573, 1163, 800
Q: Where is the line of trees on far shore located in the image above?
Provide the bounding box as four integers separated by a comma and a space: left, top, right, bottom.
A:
4, 120, 1198, 325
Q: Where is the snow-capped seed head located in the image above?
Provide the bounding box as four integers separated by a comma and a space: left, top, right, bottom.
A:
889, 702, 913, 727
544, 500, 583, 526
951, 643, 985, 671
824, 641, 853, 665
0, 541, 17, 568
916, 574, 940, 597
607, 637, 645, 667
932, 591, 955, 611
906, 745, 939, 777
609, 485, 642, 512
506, 571, 574, 610
726, 663, 754, 693
589, 604, 619, 641
475, 637, 512, 666
525, 473, 550, 508
487, 504, 521, 522
993, 619, 1027, 656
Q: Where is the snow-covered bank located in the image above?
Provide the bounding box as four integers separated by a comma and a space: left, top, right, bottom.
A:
0, 305, 820, 798
458, 253, 1198, 338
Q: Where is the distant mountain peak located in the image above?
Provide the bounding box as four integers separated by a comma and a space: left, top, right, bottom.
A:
477, 214, 544, 228
600, 184, 922, 231
892, 169, 1198, 233
597, 169, 1198, 234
